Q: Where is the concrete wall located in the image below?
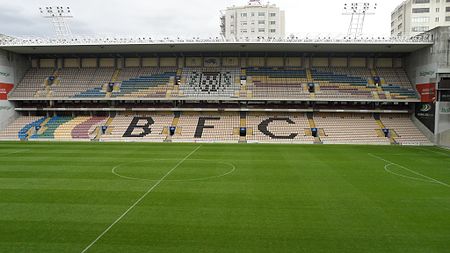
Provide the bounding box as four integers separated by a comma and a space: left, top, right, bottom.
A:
406, 27, 450, 146
437, 102, 450, 147
0, 49, 30, 131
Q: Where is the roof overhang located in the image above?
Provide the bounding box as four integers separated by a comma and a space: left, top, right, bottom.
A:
0, 41, 434, 55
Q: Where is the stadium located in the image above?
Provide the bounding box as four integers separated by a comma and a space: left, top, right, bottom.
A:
0, 1, 450, 252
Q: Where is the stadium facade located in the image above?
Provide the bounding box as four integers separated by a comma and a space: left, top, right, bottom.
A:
0, 27, 449, 147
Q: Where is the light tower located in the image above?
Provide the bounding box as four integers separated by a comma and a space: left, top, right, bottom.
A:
343, 2, 377, 38
39, 6, 73, 38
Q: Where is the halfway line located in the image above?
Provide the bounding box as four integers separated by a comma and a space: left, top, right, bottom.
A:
80, 145, 202, 253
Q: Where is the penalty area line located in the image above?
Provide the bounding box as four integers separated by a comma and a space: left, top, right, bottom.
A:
80, 145, 202, 253
368, 153, 450, 188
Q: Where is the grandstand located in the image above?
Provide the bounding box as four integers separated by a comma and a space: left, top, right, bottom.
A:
0, 34, 445, 147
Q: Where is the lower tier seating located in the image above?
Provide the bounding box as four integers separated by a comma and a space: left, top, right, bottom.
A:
101, 113, 173, 142
0, 112, 432, 145
381, 114, 433, 145
171, 112, 240, 143
0, 116, 45, 140
246, 113, 314, 144
314, 113, 391, 145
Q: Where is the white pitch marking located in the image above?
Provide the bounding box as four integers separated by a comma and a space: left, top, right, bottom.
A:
368, 153, 450, 188
411, 147, 450, 157
111, 158, 236, 182
384, 163, 435, 183
0, 149, 30, 156
80, 145, 202, 253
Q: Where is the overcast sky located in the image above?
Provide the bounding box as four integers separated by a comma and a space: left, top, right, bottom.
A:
0, 0, 404, 38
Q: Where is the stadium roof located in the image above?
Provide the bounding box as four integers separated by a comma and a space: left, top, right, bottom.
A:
0, 37, 434, 55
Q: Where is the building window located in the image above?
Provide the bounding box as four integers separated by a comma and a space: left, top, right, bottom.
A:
437, 8, 440, 12
412, 26, 429, 32
258, 12, 265, 16
258, 20, 265, 25
270, 29, 276, 33
241, 21, 247, 25
240, 13, 247, 17
230, 15, 234, 19
240, 29, 248, 33
270, 21, 276, 25
412, 8, 430, 13
270, 13, 276, 17
413, 0, 430, 3
251, 12, 255, 17
447, 7, 450, 12
436, 17, 440, 22
446, 16, 450, 21
412, 17, 430, 23
258, 28, 265, 32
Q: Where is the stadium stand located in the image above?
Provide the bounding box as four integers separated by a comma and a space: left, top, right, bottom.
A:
8, 67, 419, 101
171, 112, 240, 143
101, 113, 173, 142
380, 114, 432, 145
72, 117, 107, 140
0, 112, 432, 145
314, 113, 391, 145
9, 68, 55, 98
178, 68, 241, 98
0, 116, 45, 140
1, 62, 433, 146
246, 67, 310, 99
112, 68, 176, 98
246, 113, 315, 144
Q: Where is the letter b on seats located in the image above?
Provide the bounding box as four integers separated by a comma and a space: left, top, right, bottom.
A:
123, 117, 154, 138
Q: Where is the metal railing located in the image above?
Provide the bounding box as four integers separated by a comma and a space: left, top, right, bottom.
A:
0, 33, 434, 47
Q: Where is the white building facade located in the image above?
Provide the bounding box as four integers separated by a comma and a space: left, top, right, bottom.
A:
221, 0, 285, 41
391, 0, 450, 37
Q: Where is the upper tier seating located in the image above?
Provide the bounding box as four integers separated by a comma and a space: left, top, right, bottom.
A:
9, 68, 55, 98
246, 68, 310, 99
9, 67, 419, 101
112, 70, 176, 98
314, 113, 391, 145
311, 68, 418, 100
179, 68, 241, 98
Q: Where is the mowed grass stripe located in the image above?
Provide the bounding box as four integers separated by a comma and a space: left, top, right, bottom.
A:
0, 142, 449, 252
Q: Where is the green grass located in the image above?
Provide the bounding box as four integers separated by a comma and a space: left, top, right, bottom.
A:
0, 141, 449, 253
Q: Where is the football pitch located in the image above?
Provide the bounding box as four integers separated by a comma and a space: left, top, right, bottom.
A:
0, 141, 449, 253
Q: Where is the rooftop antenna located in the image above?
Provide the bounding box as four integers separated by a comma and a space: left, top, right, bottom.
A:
343, 2, 377, 38
39, 6, 73, 38
249, 0, 262, 5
